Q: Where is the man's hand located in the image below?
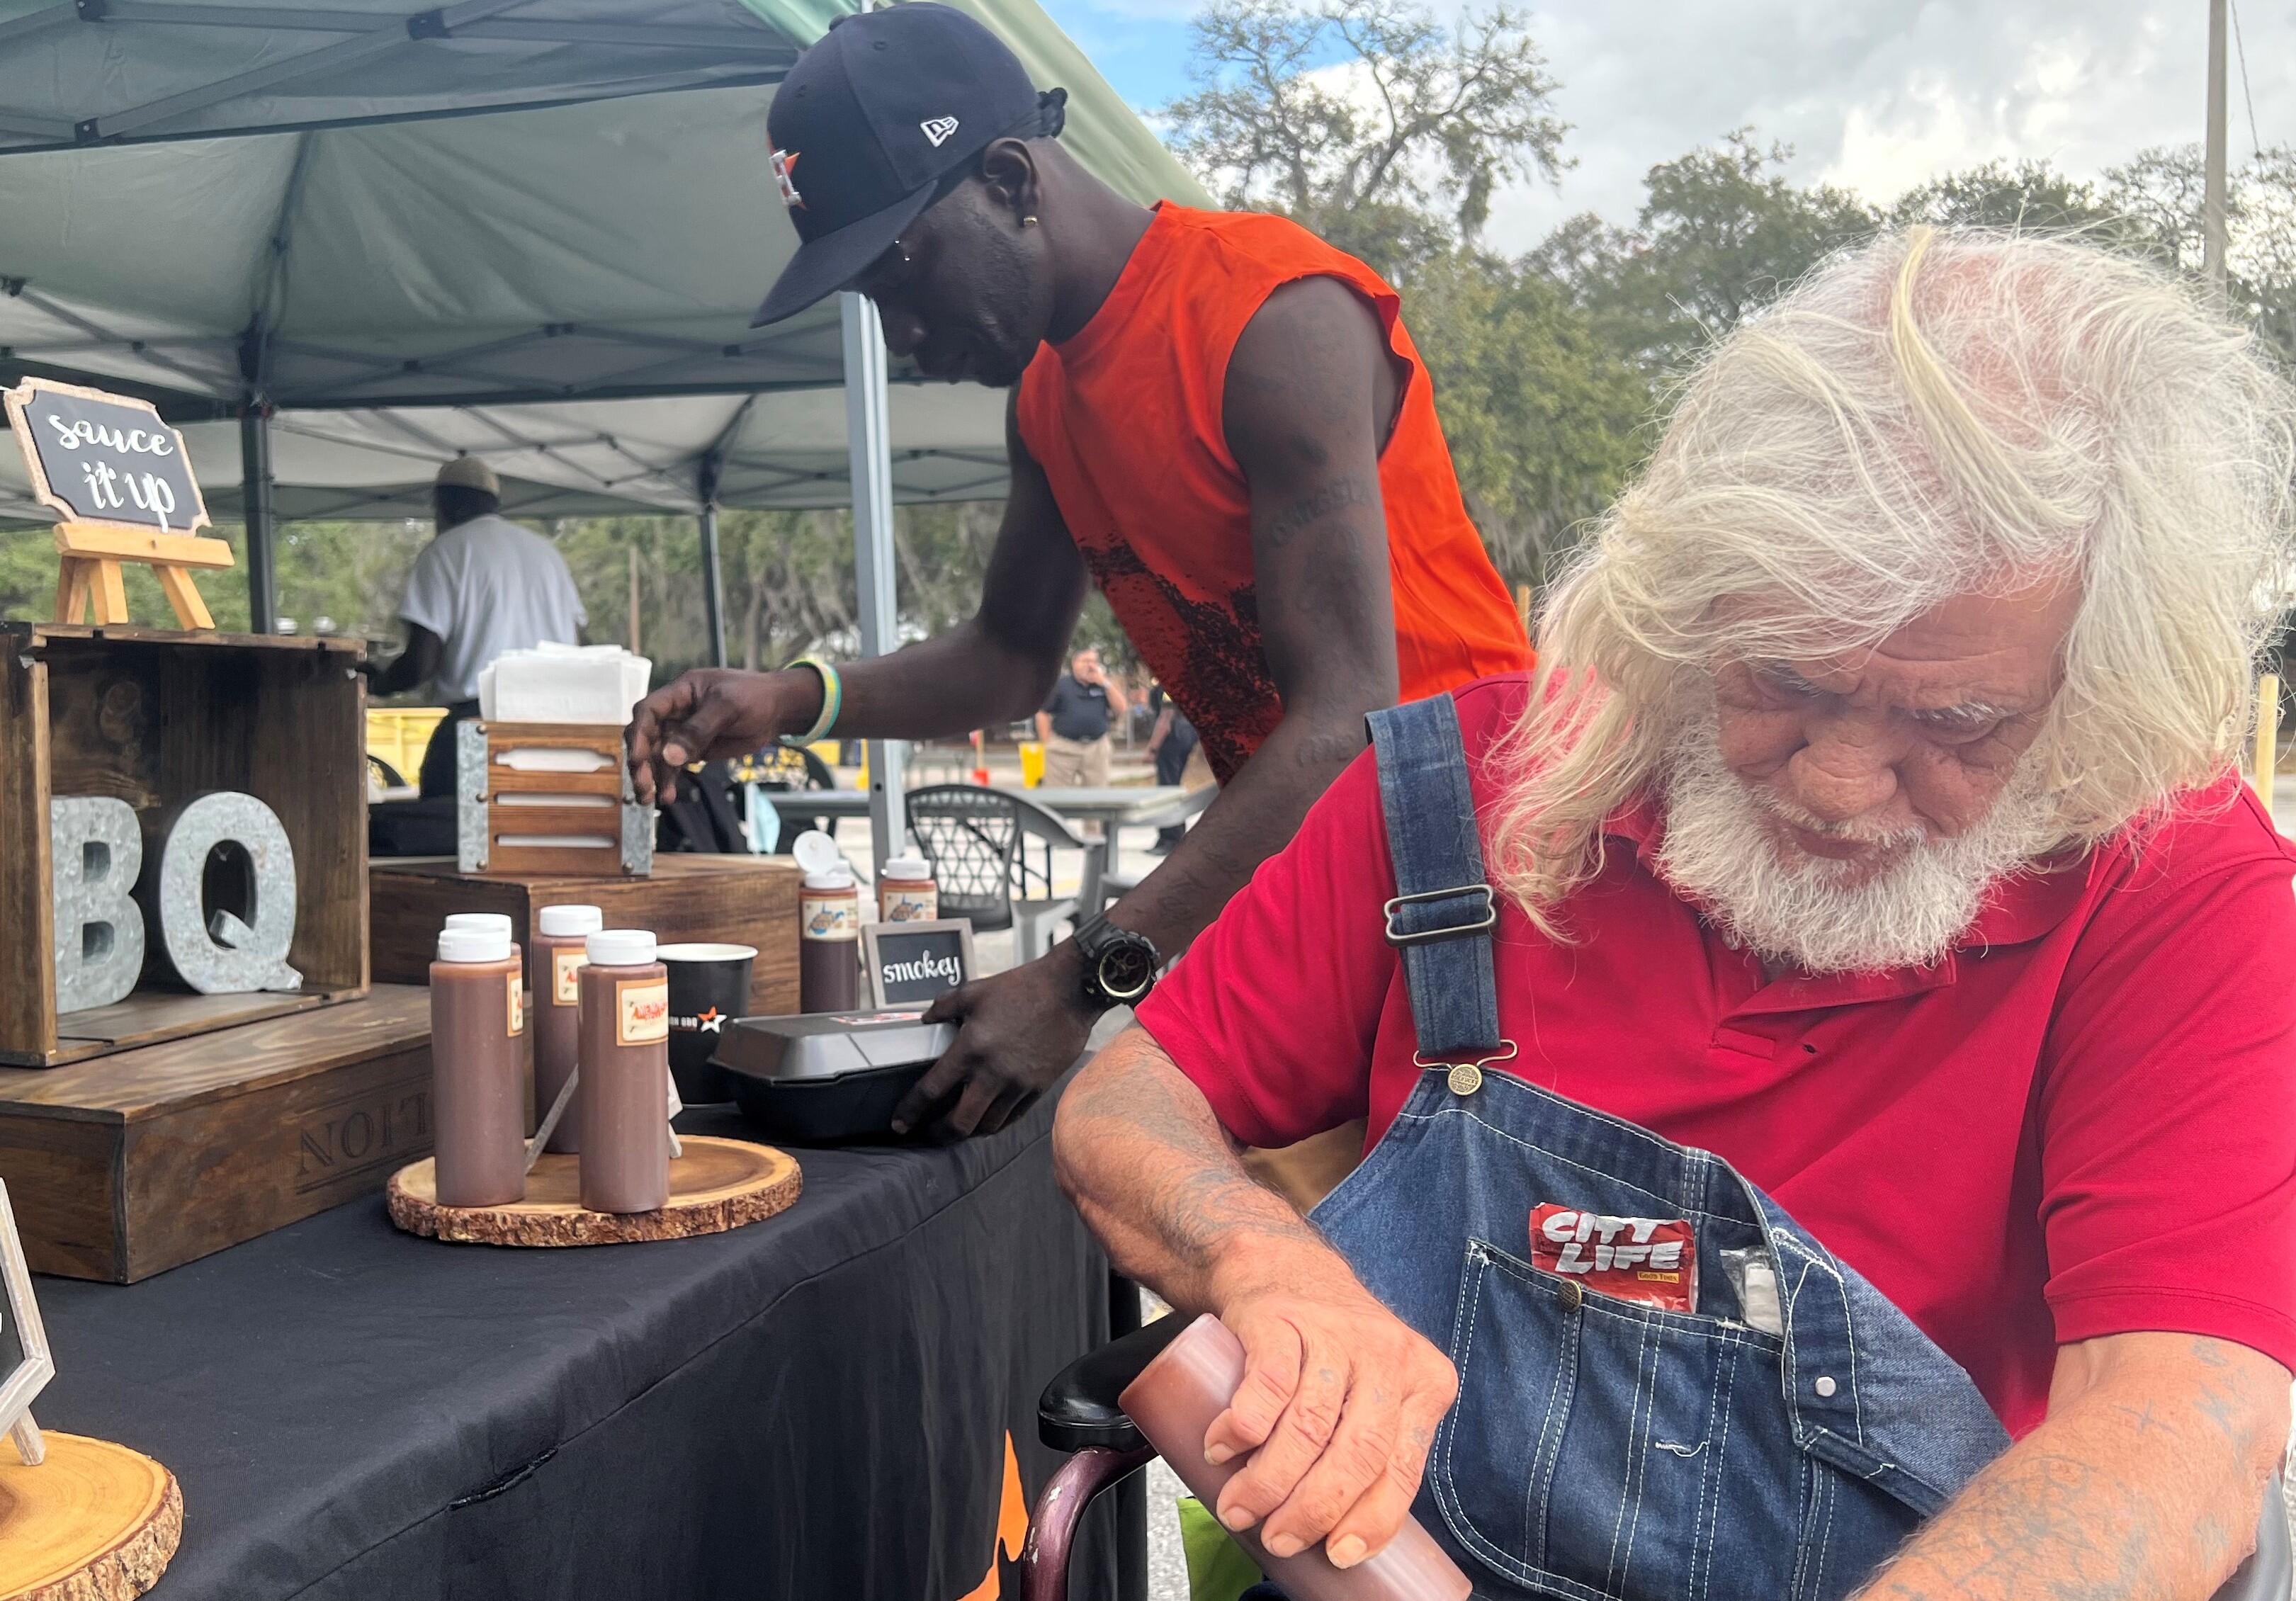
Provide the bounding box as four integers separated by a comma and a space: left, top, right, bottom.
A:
627, 667, 821, 805
893, 944, 1099, 1136
1053, 1030, 1455, 1569
1206, 1273, 1458, 1571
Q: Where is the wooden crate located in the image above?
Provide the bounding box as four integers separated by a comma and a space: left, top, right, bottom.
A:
370, 855, 802, 1017
0, 985, 432, 1282
0, 625, 370, 1068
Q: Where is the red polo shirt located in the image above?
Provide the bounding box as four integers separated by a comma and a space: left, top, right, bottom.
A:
1136, 674, 2296, 1437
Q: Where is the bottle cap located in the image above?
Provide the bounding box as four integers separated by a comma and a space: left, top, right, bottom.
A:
882, 853, 929, 881
443, 912, 513, 936
790, 830, 844, 876
436, 926, 512, 963
803, 869, 855, 891
536, 904, 604, 937
586, 929, 658, 967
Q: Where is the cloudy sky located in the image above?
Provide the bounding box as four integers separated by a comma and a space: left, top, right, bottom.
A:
1037, 0, 2296, 254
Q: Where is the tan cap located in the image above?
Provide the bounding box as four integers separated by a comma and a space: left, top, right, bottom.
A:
434, 456, 499, 495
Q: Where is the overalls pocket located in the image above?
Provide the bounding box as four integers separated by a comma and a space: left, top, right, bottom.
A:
1430, 1238, 1803, 1601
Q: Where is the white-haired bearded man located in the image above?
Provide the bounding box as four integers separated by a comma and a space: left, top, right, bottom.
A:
1053, 227, 2296, 1600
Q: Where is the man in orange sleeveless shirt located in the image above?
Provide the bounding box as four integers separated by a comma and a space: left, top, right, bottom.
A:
629, 2, 1527, 1136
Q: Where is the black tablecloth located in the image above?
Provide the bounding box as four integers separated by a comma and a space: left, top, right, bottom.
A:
31, 1096, 1119, 1601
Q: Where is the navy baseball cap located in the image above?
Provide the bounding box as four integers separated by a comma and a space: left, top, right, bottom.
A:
751, 3, 1067, 327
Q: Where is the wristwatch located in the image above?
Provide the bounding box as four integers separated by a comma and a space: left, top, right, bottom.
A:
1071, 915, 1160, 1009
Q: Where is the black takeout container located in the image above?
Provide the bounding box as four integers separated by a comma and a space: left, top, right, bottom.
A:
711, 1012, 956, 1143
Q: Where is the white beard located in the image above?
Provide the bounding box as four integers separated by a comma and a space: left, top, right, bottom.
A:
1652, 713, 2059, 975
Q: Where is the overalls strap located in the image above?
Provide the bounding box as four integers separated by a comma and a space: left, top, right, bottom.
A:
1366, 694, 1503, 1058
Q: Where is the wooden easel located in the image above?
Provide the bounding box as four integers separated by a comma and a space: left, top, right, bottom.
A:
6, 377, 227, 633
51, 523, 232, 630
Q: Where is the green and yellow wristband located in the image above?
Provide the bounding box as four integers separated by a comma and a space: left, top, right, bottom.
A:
779, 656, 842, 749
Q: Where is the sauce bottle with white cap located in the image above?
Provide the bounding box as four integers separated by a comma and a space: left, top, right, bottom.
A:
443, 912, 521, 980
429, 921, 526, 1207
791, 830, 861, 1012
577, 929, 670, 1213
878, 849, 937, 924
529, 904, 601, 1152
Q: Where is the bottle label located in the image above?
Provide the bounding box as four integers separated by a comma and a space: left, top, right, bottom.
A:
882, 886, 938, 923
553, 946, 587, 1005
801, 893, 859, 941
507, 971, 524, 1036
618, 978, 669, 1046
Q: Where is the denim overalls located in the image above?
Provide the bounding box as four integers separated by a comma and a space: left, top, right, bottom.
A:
1281, 694, 2011, 1600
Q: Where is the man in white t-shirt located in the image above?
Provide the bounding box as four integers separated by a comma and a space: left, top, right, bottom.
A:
361, 457, 587, 795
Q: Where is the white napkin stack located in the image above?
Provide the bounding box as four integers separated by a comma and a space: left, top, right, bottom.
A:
479, 643, 652, 725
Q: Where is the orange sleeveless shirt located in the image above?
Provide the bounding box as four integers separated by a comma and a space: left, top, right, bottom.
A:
1015, 203, 1530, 783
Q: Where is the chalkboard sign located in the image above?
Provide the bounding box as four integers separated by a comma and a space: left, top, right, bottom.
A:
4, 378, 209, 536
861, 920, 976, 1009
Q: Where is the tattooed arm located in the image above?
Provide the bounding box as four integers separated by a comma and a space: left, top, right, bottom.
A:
1053, 1025, 1457, 1572
888, 278, 1409, 1140
1085, 274, 1405, 966
1858, 1333, 2290, 1601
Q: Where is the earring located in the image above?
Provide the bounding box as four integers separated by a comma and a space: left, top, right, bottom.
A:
1022, 215, 1039, 227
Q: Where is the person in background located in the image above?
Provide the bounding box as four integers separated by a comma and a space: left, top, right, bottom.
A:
361, 457, 586, 796
1035, 646, 1127, 788
627, 4, 1529, 1138
1144, 681, 1199, 854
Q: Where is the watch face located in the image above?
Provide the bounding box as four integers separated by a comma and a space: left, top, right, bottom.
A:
1095, 940, 1156, 1002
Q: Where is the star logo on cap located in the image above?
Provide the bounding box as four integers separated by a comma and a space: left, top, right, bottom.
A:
770, 148, 803, 210
698, 1006, 725, 1034
920, 116, 960, 148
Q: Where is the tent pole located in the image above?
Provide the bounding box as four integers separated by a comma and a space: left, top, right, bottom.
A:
839, 291, 905, 876
239, 407, 278, 633
699, 453, 728, 669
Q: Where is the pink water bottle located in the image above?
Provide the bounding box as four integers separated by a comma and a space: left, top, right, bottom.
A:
1119, 1313, 1472, 1600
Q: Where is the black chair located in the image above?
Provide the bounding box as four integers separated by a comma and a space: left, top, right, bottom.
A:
907, 785, 1100, 960
1015, 1318, 2295, 1601
737, 744, 839, 844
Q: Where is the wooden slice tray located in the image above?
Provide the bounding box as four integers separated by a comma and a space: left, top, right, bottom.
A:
387, 1136, 801, 1248
0, 1432, 181, 1601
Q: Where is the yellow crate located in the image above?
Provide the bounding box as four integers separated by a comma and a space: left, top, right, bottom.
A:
366, 706, 451, 786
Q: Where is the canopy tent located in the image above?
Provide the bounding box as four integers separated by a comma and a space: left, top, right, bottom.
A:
0, 0, 1209, 862
0, 0, 1208, 564
0, 384, 1017, 521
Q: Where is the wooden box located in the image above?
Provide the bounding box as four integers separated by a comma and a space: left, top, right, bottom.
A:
0, 986, 431, 1282
460, 720, 649, 878
370, 856, 802, 1016
0, 626, 370, 1068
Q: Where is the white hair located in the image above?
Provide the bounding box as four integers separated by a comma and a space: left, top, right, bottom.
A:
1491, 227, 2296, 935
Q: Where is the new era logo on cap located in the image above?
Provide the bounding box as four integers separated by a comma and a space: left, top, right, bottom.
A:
920, 116, 960, 147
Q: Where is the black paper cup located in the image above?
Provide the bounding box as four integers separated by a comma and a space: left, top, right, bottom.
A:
660, 942, 757, 1104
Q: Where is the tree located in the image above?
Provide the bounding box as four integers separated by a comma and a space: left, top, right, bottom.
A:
1163, 0, 1567, 276
1533, 132, 1879, 374
1889, 158, 2121, 234
1408, 253, 1651, 594
2104, 144, 2296, 367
